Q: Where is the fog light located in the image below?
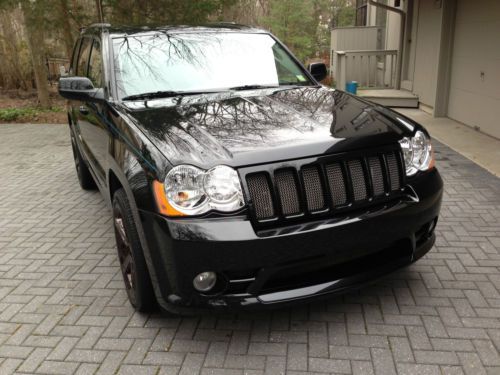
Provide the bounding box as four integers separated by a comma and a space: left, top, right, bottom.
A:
193, 272, 217, 292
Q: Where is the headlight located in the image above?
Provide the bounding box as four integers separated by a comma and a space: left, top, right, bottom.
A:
154, 164, 244, 216
399, 130, 434, 176
203, 165, 244, 211
165, 165, 207, 212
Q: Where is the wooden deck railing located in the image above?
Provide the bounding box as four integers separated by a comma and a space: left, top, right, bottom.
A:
333, 49, 398, 91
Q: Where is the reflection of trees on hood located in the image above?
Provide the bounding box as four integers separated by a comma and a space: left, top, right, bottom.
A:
136, 95, 287, 151
272, 87, 341, 133
272, 87, 336, 115
191, 98, 286, 146
182, 88, 340, 148
131, 87, 348, 153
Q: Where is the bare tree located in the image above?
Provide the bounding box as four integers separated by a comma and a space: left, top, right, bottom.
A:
20, 1, 51, 107
58, 0, 75, 59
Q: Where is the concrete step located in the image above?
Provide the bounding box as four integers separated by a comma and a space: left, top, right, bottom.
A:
357, 89, 419, 108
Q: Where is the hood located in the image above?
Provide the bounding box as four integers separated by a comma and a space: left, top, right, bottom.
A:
120, 87, 416, 168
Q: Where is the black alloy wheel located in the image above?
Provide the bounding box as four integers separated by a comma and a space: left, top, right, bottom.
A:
112, 189, 156, 312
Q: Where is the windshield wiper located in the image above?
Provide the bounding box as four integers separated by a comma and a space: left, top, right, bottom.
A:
228, 84, 281, 91
122, 90, 218, 101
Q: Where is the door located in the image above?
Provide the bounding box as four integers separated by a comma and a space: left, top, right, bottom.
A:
411, 0, 443, 108
401, 0, 417, 91
447, 0, 500, 139
72, 37, 95, 168
76, 38, 109, 185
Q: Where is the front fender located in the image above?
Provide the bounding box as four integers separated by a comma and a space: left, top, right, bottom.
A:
105, 109, 172, 308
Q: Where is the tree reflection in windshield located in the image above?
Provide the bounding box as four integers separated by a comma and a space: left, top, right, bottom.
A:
112, 31, 313, 98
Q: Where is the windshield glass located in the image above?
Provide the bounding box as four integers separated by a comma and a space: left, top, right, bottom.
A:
112, 32, 313, 98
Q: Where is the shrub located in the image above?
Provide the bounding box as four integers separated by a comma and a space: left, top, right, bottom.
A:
0, 107, 63, 122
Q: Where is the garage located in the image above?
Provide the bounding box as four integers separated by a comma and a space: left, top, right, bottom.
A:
447, 0, 500, 139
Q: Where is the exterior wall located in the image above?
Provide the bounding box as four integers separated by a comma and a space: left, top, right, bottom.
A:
383, 1, 403, 86
401, 0, 419, 90
330, 27, 382, 87
367, 3, 378, 26
447, 0, 500, 139
411, 1, 444, 108
331, 27, 381, 52
384, 1, 402, 52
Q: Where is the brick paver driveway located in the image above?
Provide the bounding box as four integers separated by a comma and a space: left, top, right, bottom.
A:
1, 123, 500, 375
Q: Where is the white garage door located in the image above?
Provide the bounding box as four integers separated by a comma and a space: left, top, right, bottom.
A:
447, 0, 500, 139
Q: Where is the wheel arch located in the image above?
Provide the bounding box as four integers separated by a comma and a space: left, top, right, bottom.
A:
108, 169, 123, 203
106, 162, 164, 305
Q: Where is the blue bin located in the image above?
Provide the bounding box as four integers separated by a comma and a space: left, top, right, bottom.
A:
345, 81, 358, 94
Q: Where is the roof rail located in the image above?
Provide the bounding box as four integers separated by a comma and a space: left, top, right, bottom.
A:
80, 23, 111, 32
205, 22, 252, 29
88, 22, 112, 28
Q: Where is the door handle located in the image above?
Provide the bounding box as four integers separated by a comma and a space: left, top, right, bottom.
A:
79, 106, 89, 115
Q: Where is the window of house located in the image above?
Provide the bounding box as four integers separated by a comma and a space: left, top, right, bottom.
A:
356, 0, 368, 26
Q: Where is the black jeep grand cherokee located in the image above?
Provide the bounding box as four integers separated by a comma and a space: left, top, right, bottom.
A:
59, 23, 443, 314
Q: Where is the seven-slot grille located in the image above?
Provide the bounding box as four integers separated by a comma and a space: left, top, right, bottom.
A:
245, 150, 404, 223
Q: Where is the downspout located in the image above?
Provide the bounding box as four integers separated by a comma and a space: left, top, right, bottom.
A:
368, 0, 406, 90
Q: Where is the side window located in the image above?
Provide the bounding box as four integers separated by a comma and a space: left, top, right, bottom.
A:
77, 38, 92, 76
87, 40, 103, 88
70, 38, 81, 75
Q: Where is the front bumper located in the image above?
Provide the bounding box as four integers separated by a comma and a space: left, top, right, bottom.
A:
139, 169, 443, 313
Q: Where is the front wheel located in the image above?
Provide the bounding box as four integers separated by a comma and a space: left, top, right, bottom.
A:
112, 188, 156, 312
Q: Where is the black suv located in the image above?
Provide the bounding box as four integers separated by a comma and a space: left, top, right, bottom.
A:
59, 23, 443, 314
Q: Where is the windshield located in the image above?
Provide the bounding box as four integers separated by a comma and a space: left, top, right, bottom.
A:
112, 32, 314, 98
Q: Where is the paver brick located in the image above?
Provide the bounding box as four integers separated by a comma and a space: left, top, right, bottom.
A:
224, 354, 265, 370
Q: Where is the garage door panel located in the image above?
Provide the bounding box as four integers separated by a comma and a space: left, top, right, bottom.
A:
450, 57, 500, 99
452, 21, 500, 60
448, 0, 500, 140
455, 0, 500, 24
448, 90, 500, 139
449, 57, 479, 92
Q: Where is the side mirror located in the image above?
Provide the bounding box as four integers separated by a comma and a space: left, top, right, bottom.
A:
308, 62, 328, 82
58, 76, 104, 102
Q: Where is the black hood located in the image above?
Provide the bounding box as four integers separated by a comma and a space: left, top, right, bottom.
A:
120, 87, 416, 168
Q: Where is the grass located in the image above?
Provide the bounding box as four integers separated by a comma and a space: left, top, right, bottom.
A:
0, 106, 64, 122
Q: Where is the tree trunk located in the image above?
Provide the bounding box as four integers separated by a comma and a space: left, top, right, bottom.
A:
0, 22, 12, 89
0, 11, 24, 90
58, 0, 74, 59
21, 1, 51, 108
95, 0, 104, 22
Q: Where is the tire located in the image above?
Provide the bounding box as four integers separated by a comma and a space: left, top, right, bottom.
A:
112, 188, 156, 312
70, 131, 97, 190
